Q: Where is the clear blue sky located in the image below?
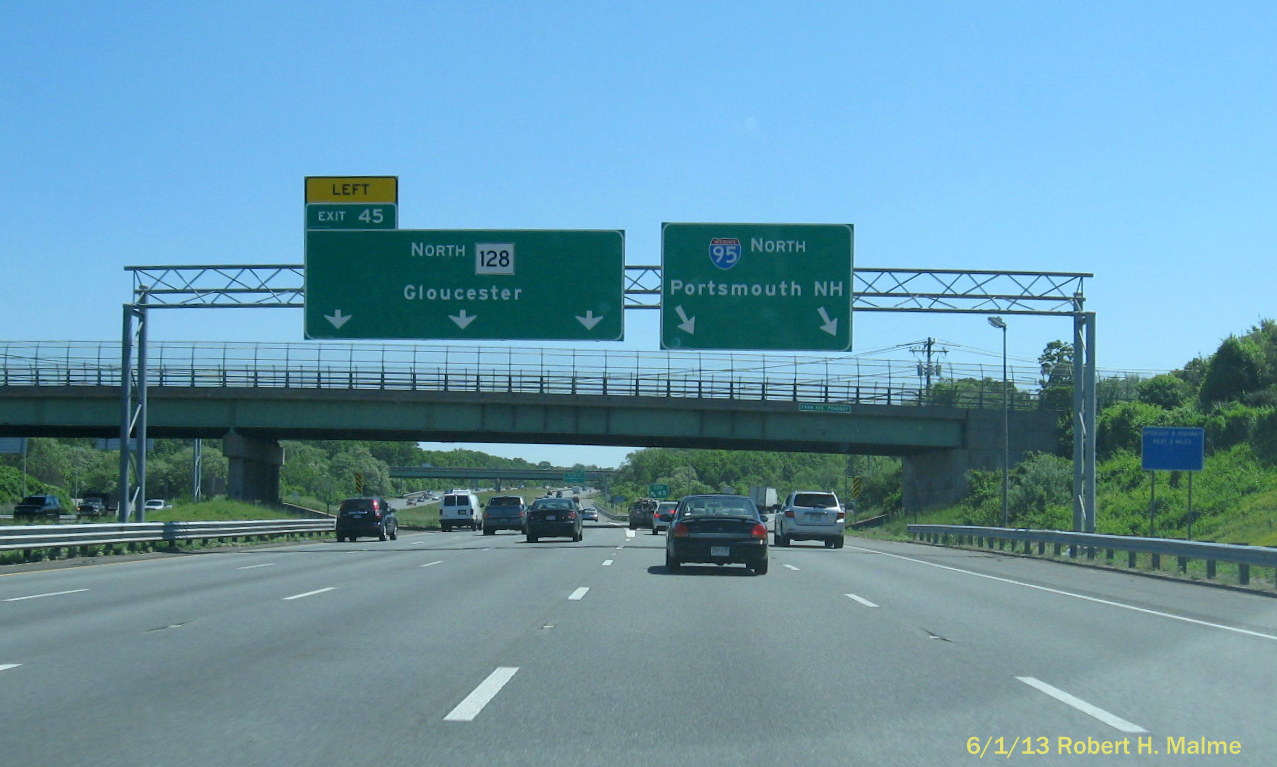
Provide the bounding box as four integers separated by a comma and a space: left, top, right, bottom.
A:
3, 2, 1273, 468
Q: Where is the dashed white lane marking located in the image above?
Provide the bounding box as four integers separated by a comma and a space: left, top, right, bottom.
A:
3, 589, 90, 602
1016, 676, 1147, 733
851, 545, 1277, 642
0, 664, 20, 672
783, 564, 800, 571
602, 560, 613, 566
844, 593, 879, 608
282, 587, 336, 601
568, 587, 590, 601
625, 530, 636, 539
420, 561, 444, 568
237, 563, 275, 570
444, 667, 519, 722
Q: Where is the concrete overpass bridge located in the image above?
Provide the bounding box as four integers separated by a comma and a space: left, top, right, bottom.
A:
0, 340, 1062, 511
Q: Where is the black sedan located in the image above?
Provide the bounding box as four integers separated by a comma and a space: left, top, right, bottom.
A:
665, 494, 769, 575
525, 498, 583, 543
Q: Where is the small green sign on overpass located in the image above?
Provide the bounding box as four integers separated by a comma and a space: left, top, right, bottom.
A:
563, 470, 586, 484
661, 223, 853, 351
305, 229, 625, 341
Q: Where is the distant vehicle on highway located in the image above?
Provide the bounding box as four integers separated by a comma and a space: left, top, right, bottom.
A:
774, 490, 845, 549
482, 495, 527, 535
665, 494, 768, 575
651, 500, 677, 534
144, 498, 172, 511
580, 506, 599, 522
440, 491, 481, 532
628, 498, 657, 530
77, 491, 115, 518
13, 494, 62, 521
335, 497, 397, 542
525, 497, 582, 543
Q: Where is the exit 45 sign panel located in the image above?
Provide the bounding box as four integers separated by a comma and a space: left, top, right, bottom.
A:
305, 229, 625, 341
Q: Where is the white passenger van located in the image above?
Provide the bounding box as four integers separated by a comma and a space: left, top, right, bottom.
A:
440, 491, 482, 532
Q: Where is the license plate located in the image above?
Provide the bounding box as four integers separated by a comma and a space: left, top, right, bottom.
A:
546, 515, 557, 521
711, 546, 731, 557
803, 513, 824, 523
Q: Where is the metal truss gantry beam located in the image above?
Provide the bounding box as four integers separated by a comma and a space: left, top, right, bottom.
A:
121, 264, 1096, 531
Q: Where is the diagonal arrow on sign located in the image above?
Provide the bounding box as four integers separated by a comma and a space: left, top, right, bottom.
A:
325, 310, 352, 329
675, 306, 696, 334
576, 310, 603, 330
450, 310, 477, 329
817, 307, 838, 336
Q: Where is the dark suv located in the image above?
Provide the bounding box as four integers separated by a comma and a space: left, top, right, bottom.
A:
13, 495, 63, 521
335, 497, 397, 542
482, 495, 526, 535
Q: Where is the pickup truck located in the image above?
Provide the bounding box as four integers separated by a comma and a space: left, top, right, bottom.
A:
77, 492, 116, 518
13, 494, 63, 521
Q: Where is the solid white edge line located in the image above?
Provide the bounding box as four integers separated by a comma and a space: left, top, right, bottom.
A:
568, 587, 590, 601
844, 593, 879, 608
443, 667, 519, 722
3, 588, 90, 602
1017, 676, 1148, 733
282, 587, 335, 601
0, 664, 20, 672
237, 563, 275, 570
850, 545, 1277, 642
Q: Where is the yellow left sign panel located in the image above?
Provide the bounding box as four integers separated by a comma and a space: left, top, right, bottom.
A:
305, 176, 398, 204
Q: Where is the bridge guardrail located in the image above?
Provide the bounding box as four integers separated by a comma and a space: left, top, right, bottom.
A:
1, 519, 333, 553
907, 524, 1277, 587
0, 340, 1158, 411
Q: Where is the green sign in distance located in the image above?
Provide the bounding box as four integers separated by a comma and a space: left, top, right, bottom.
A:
661, 223, 854, 351
563, 471, 586, 484
306, 203, 397, 230
305, 229, 625, 340
649, 483, 670, 499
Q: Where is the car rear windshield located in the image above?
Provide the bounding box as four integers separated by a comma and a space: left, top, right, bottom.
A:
680, 498, 757, 518
21, 496, 48, 505
339, 499, 377, 513
488, 497, 522, 506
443, 495, 470, 506
793, 493, 838, 508
532, 499, 573, 510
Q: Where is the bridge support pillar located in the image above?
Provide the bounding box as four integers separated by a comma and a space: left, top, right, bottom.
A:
224, 432, 283, 505
902, 448, 999, 514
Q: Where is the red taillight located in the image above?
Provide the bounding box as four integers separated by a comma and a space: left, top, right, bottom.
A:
836, 510, 846, 521
566, 512, 577, 519
672, 522, 690, 537
751, 523, 767, 539
784, 510, 795, 518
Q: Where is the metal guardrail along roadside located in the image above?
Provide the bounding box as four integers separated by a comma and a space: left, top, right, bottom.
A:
0, 519, 332, 553
908, 524, 1277, 587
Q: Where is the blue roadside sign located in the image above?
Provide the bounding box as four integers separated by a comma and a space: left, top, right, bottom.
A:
1141, 427, 1204, 472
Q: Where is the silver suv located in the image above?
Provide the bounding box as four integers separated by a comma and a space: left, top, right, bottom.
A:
774, 490, 845, 548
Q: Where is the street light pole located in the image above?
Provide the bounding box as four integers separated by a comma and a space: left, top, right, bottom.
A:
988, 316, 1009, 528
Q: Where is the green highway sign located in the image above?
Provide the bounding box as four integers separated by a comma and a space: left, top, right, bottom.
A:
305, 229, 625, 340
799, 403, 852, 413
563, 471, 586, 484
648, 483, 670, 499
306, 203, 397, 230
661, 223, 853, 351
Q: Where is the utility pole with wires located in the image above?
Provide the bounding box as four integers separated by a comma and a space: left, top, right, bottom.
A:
909, 337, 948, 400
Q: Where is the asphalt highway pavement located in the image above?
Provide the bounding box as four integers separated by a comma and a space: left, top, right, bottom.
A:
2, 523, 1274, 765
